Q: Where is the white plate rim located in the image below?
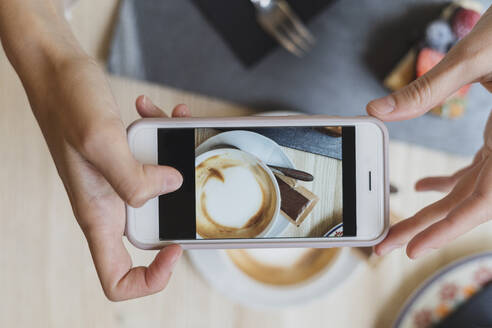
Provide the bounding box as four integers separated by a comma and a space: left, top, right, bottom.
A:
187, 247, 361, 309
393, 251, 492, 328
325, 223, 343, 237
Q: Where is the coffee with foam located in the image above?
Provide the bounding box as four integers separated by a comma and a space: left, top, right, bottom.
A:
226, 248, 340, 285
195, 149, 278, 239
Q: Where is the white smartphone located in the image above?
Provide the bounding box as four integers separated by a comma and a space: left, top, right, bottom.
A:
126, 115, 389, 249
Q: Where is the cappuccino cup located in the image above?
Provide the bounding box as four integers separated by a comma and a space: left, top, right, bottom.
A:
195, 148, 280, 239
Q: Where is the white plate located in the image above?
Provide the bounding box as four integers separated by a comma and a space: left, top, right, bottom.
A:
195, 130, 294, 237
187, 247, 360, 309
325, 223, 344, 237
189, 111, 360, 308
394, 251, 492, 328
195, 130, 295, 168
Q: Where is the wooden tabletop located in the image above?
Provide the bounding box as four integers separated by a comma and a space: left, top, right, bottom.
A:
1, 1, 491, 327
279, 147, 343, 237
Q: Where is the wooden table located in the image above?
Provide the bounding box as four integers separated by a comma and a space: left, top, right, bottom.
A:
280, 147, 343, 237
1, 1, 491, 327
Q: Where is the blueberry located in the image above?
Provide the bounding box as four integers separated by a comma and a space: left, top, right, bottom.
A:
425, 20, 456, 53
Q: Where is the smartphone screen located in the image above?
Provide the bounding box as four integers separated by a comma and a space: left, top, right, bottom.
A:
157, 126, 356, 240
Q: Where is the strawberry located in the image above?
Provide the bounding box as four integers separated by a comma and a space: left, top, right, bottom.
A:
456, 84, 471, 97
452, 8, 481, 39
416, 48, 445, 77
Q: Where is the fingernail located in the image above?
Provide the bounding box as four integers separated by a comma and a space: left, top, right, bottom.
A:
169, 247, 182, 272
141, 95, 149, 107
177, 108, 189, 117
171, 247, 182, 265
378, 243, 402, 256
163, 172, 183, 193
143, 96, 159, 112
369, 96, 395, 115
174, 109, 186, 117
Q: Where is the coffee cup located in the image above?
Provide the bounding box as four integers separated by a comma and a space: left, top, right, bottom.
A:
195, 148, 280, 239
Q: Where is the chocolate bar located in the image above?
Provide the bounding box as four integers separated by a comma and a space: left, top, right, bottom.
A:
275, 174, 318, 226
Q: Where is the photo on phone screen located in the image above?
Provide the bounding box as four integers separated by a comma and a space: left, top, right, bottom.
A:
157, 126, 356, 240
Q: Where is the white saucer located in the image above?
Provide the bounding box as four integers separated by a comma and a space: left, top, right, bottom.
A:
189, 111, 360, 308
187, 247, 360, 309
195, 130, 295, 168
195, 130, 294, 237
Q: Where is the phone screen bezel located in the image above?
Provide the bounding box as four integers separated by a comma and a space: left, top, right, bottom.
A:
126, 116, 388, 249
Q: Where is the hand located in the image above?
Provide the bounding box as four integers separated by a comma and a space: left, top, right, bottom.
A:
31, 57, 191, 301
366, 6, 492, 259
1, 0, 192, 301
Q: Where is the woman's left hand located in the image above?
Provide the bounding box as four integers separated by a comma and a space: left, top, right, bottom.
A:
375, 112, 492, 258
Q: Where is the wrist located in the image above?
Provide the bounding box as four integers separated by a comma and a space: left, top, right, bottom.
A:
5, 23, 96, 118
10, 26, 88, 79
27, 54, 101, 118
1, 4, 88, 88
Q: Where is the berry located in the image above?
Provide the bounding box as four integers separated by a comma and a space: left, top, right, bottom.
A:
452, 8, 481, 39
425, 20, 455, 53
456, 84, 471, 97
416, 48, 445, 77
433, 98, 466, 118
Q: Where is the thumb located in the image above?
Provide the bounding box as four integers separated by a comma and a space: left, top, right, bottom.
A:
367, 52, 471, 122
78, 121, 183, 208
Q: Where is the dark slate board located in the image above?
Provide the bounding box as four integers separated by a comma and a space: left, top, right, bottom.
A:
222, 127, 343, 160
189, 0, 334, 67
108, 0, 492, 156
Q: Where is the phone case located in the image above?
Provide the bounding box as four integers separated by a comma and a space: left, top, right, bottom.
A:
126, 115, 389, 250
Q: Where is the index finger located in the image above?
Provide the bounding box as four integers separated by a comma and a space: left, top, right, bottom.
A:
136, 95, 191, 118
86, 229, 182, 301
407, 157, 492, 258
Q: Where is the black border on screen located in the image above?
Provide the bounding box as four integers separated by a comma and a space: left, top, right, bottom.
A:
158, 128, 196, 240
341, 126, 356, 236
158, 126, 357, 240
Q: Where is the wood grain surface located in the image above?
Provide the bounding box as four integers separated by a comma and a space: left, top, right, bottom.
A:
1, 1, 491, 328
279, 147, 342, 237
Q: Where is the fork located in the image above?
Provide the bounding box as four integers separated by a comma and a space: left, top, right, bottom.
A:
250, 0, 316, 56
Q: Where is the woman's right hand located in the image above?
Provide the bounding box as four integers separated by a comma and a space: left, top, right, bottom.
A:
1, 0, 194, 301
24, 54, 191, 302
30, 55, 192, 301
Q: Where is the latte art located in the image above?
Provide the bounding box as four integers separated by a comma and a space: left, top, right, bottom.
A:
203, 165, 265, 227
195, 150, 278, 239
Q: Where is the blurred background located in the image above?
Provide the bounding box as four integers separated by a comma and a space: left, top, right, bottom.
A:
1, 0, 491, 327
